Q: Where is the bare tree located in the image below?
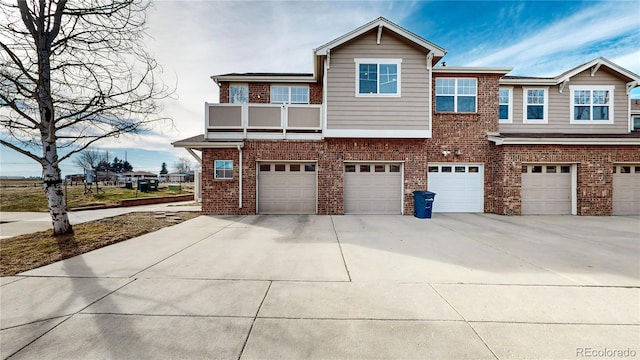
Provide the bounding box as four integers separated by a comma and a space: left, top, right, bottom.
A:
73, 148, 106, 172
173, 157, 192, 173
0, 0, 173, 234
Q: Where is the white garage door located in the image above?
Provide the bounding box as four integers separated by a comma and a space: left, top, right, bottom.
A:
521, 164, 571, 215
258, 163, 316, 214
344, 163, 402, 214
427, 164, 484, 212
613, 164, 640, 215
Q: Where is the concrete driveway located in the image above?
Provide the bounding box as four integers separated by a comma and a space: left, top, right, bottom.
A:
1, 214, 639, 359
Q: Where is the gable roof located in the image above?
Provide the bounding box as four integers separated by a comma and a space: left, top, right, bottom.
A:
314, 17, 446, 62
501, 57, 640, 93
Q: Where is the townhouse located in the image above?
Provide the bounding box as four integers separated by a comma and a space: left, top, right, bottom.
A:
173, 17, 640, 216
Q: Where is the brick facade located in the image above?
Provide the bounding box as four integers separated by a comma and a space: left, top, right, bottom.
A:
204, 74, 637, 217
491, 145, 640, 216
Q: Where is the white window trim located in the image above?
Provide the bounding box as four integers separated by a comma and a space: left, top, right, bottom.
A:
499, 87, 513, 123
229, 84, 248, 104
270, 85, 310, 104
354, 58, 402, 98
523, 87, 549, 124
569, 85, 615, 124
214, 160, 234, 180
435, 77, 478, 113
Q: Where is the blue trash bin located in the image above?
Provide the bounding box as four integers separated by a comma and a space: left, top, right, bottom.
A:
413, 191, 436, 219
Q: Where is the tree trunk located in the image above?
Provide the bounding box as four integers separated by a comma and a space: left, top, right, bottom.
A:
42, 145, 72, 235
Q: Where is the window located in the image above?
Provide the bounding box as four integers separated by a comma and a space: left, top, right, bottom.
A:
275, 164, 286, 172
229, 85, 248, 104
270, 86, 309, 104
633, 116, 640, 131
389, 165, 400, 173
570, 86, 614, 123
455, 166, 466, 173
259, 164, 270, 172
499, 88, 512, 123
560, 166, 571, 173
428, 166, 439, 173
360, 165, 370, 172
214, 160, 233, 179
441, 166, 452, 173
290, 164, 300, 172
304, 164, 316, 172
345, 165, 356, 172
468, 166, 479, 173
436, 78, 477, 113
375, 165, 385, 172
355, 58, 402, 97
523, 88, 548, 123
532, 166, 542, 173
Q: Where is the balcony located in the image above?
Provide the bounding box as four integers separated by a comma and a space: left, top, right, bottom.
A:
206, 103, 322, 140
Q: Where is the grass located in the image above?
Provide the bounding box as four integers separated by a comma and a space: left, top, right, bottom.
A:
0, 211, 200, 276
0, 179, 194, 212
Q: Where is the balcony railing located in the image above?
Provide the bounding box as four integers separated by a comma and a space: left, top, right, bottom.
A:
206, 103, 322, 140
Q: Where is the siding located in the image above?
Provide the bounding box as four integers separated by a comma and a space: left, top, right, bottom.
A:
327, 30, 429, 131
500, 68, 629, 134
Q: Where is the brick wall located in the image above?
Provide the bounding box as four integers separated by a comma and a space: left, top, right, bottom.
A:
429, 74, 501, 213
491, 145, 640, 215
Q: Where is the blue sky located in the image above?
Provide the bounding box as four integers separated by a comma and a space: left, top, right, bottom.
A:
1, 0, 639, 178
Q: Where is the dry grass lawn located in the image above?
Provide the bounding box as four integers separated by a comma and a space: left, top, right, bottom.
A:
0, 179, 194, 212
0, 211, 200, 276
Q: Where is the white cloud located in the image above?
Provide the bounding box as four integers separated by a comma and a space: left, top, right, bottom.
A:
465, 2, 639, 75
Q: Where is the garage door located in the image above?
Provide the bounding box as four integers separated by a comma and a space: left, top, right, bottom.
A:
613, 164, 640, 215
521, 164, 571, 215
344, 163, 402, 214
427, 164, 484, 212
258, 163, 316, 214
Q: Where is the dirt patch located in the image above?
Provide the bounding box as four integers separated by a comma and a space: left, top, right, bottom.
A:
0, 211, 200, 276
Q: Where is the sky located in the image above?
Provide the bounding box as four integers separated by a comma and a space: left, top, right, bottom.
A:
1, 0, 639, 178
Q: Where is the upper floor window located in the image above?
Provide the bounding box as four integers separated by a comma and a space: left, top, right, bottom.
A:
523, 88, 548, 123
271, 86, 309, 104
229, 85, 248, 104
435, 78, 477, 113
499, 87, 512, 123
570, 86, 614, 124
354, 58, 402, 97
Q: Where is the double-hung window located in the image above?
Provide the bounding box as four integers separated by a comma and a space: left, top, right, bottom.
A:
270, 86, 309, 104
355, 58, 402, 97
499, 87, 512, 123
570, 86, 614, 124
214, 160, 233, 179
523, 88, 548, 123
229, 85, 248, 104
435, 78, 477, 112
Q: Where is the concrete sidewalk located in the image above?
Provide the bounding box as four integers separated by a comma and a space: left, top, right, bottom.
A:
1, 214, 638, 359
0, 201, 201, 239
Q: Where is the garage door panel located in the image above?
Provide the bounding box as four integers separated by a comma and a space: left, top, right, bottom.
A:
344, 164, 402, 214
258, 163, 316, 214
521, 165, 571, 215
613, 165, 640, 215
427, 164, 484, 213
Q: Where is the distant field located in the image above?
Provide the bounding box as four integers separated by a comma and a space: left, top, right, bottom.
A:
0, 179, 194, 212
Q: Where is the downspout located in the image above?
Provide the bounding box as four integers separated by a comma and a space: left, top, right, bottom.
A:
427, 52, 434, 137
237, 145, 243, 209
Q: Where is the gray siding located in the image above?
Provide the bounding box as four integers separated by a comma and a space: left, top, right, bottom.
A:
500, 68, 629, 134
327, 30, 429, 131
